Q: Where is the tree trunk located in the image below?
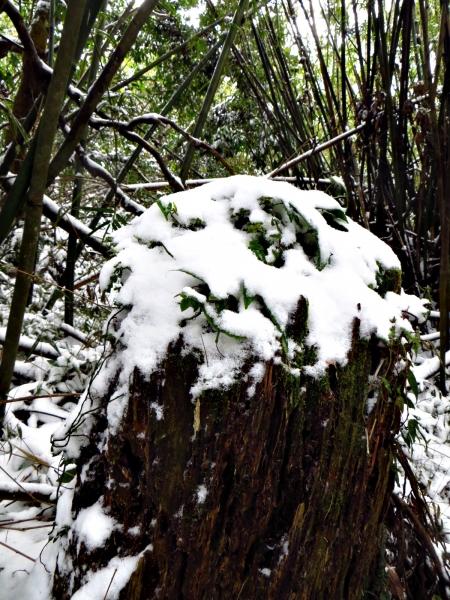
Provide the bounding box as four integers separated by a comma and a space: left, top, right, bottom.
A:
52, 293, 408, 599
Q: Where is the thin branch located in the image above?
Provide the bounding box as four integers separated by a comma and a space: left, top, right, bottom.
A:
0, 466, 56, 505
0, 540, 35, 562
0, 393, 82, 406
42, 195, 114, 258
266, 124, 365, 178
91, 114, 235, 175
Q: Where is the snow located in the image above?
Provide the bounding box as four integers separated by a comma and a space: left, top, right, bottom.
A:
96, 175, 427, 427
70, 552, 149, 600
1, 175, 446, 599
0, 327, 60, 360
197, 484, 208, 504
74, 497, 117, 551
413, 350, 450, 383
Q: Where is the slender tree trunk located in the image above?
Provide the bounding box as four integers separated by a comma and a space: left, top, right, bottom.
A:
0, 0, 87, 412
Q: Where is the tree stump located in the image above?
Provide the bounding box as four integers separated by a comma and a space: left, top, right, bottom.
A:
51, 176, 423, 599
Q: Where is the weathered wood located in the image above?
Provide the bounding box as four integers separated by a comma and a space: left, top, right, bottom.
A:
52, 287, 409, 599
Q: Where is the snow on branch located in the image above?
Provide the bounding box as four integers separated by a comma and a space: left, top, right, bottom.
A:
0, 327, 60, 360
42, 196, 113, 258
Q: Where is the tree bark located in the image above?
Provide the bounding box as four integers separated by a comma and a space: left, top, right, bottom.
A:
52, 278, 409, 599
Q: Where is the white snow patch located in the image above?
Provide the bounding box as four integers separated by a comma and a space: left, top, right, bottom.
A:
197, 484, 208, 504
70, 549, 151, 600
74, 497, 117, 551
150, 402, 164, 421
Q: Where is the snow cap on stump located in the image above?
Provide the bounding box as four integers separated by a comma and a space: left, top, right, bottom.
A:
92, 176, 426, 430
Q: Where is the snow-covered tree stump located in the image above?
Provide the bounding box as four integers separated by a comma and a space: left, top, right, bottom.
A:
51, 176, 426, 600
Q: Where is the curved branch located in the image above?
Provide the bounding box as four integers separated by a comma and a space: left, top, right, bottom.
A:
118, 128, 185, 192
75, 145, 145, 215
2, 1, 40, 66
91, 114, 235, 176
392, 494, 450, 595
128, 114, 236, 175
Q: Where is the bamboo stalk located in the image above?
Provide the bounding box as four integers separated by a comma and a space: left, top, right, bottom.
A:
0, 0, 88, 413
180, 0, 249, 182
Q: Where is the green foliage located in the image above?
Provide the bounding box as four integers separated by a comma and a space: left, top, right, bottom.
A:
156, 200, 178, 221
248, 237, 266, 262
407, 370, 419, 400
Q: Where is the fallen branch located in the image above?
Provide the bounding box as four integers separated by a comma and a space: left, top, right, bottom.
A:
0, 475, 56, 505
0, 540, 35, 562
0, 327, 59, 359
122, 175, 333, 192
59, 323, 88, 345
42, 195, 114, 258
74, 271, 99, 290
392, 494, 450, 595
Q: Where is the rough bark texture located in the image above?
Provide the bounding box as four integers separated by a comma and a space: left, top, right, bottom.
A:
52, 275, 409, 599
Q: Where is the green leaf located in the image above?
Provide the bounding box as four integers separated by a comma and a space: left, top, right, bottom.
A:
405, 396, 415, 409
157, 200, 175, 221
48, 340, 62, 356
247, 222, 264, 234
326, 208, 348, 223
381, 377, 392, 393
243, 285, 256, 309
407, 417, 420, 442
178, 294, 203, 313
407, 370, 419, 399
395, 396, 405, 411
320, 210, 348, 232
57, 467, 76, 484
249, 238, 266, 262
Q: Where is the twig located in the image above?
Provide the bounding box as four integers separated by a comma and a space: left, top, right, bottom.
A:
0, 523, 53, 531
266, 123, 366, 178
0, 466, 55, 506
392, 494, 450, 594
0, 393, 81, 406
7, 267, 110, 310
0, 515, 54, 525
127, 114, 236, 175
103, 568, 117, 600
0, 540, 35, 562
201, 335, 209, 367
